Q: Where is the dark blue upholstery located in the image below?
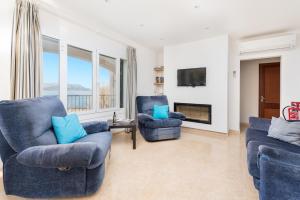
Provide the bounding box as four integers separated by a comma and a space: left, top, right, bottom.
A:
0, 96, 112, 198
136, 96, 185, 141
249, 117, 271, 132
0, 96, 65, 152
75, 132, 112, 167
246, 117, 300, 200
137, 96, 169, 116
169, 112, 186, 120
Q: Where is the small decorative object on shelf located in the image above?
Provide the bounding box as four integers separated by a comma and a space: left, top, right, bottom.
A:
154, 66, 164, 71
156, 76, 160, 83
159, 77, 164, 83
154, 66, 164, 95
112, 112, 117, 124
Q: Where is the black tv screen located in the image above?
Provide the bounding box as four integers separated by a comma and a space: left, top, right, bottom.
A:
177, 68, 206, 87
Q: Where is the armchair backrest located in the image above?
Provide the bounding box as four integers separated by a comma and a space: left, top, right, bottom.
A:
0, 96, 67, 152
136, 96, 169, 115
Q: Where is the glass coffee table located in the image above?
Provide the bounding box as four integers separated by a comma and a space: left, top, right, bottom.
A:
107, 120, 137, 149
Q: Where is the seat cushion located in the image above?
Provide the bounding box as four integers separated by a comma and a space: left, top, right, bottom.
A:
75, 132, 112, 167
142, 118, 182, 129
0, 96, 66, 152
247, 139, 300, 178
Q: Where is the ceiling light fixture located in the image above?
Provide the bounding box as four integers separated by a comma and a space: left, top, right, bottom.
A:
194, 4, 200, 9
139, 24, 144, 27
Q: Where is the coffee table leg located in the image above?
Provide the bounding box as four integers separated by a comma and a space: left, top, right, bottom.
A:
132, 126, 136, 149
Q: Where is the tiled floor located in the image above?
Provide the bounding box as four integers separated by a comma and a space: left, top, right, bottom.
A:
0, 127, 258, 200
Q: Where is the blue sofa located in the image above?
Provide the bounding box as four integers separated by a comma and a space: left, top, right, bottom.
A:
136, 96, 185, 141
0, 96, 112, 198
246, 117, 300, 200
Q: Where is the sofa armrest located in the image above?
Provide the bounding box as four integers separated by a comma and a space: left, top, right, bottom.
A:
16, 142, 102, 169
249, 117, 271, 132
169, 112, 186, 120
138, 113, 155, 124
82, 121, 109, 134
258, 145, 300, 200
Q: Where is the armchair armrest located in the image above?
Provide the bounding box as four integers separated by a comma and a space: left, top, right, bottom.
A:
258, 145, 300, 200
249, 117, 271, 132
169, 112, 186, 120
16, 142, 102, 169
82, 121, 109, 134
138, 113, 155, 124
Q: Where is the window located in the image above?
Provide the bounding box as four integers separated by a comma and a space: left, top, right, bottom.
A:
42, 36, 60, 96
67, 45, 93, 112
98, 55, 116, 109
42, 35, 125, 114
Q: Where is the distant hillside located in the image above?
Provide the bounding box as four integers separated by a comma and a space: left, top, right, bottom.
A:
43, 83, 92, 95
44, 83, 91, 91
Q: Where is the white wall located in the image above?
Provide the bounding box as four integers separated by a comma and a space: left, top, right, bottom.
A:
229, 32, 300, 130
228, 37, 240, 131
164, 35, 229, 133
157, 49, 164, 66
0, 0, 14, 100
136, 48, 157, 96
240, 57, 280, 123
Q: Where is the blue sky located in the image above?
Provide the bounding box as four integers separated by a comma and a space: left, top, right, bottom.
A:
67, 56, 92, 89
43, 52, 59, 84
43, 52, 110, 89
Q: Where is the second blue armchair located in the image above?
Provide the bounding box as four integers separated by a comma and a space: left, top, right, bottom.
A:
136, 96, 185, 141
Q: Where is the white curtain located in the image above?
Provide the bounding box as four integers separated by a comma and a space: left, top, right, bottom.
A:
11, 0, 42, 100
126, 47, 137, 119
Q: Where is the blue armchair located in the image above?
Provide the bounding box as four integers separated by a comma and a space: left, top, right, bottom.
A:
0, 96, 112, 198
136, 96, 185, 141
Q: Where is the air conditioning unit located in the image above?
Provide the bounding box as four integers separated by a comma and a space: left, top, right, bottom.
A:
240, 34, 297, 54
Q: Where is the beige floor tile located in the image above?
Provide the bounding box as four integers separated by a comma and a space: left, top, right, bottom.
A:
0, 127, 258, 200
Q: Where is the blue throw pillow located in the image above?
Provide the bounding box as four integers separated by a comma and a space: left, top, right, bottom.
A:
52, 114, 87, 144
153, 105, 169, 119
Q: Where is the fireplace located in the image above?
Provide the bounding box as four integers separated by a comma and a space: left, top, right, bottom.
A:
174, 103, 212, 124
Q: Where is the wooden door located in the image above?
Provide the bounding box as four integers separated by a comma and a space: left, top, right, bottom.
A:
259, 62, 280, 119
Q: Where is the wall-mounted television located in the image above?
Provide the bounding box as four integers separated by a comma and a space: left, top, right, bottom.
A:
177, 67, 206, 87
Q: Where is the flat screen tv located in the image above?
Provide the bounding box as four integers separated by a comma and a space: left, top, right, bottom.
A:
177, 67, 206, 87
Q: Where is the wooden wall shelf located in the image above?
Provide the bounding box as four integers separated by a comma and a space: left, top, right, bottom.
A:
154, 66, 164, 95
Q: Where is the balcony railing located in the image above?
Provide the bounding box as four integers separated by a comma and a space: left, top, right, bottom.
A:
67, 95, 115, 112
67, 95, 93, 112
99, 95, 115, 109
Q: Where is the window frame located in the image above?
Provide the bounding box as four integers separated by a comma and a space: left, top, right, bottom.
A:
120, 58, 127, 109
66, 44, 95, 114
96, 52, 120, 112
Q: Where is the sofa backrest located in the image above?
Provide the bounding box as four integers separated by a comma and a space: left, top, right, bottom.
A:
136, 96, 169, 115
0, 96, 67, 152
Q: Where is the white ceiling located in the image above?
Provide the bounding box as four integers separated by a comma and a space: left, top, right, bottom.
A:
49, 0, 300, 49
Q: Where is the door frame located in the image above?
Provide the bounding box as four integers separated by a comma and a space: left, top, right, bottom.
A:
236, 53, 283, 132
258, 62, 281, 118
